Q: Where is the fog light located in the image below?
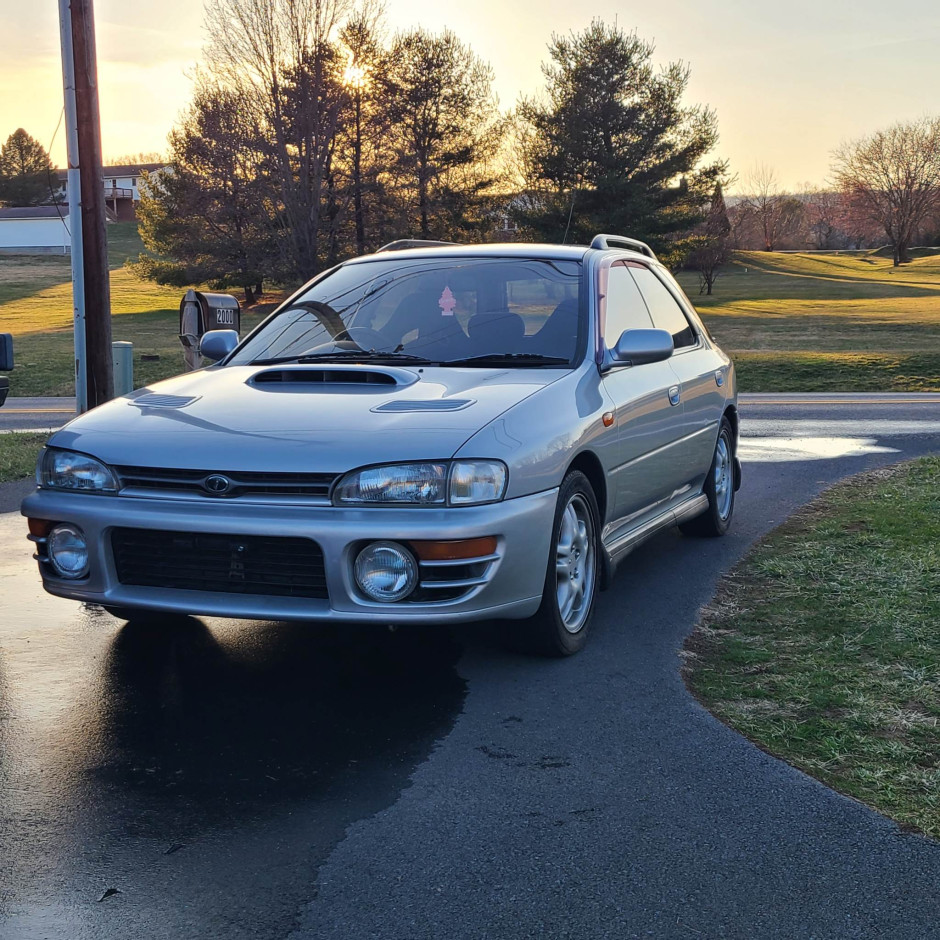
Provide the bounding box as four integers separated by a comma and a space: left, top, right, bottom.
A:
47, 523, 89, 579
354, 541, 418, 603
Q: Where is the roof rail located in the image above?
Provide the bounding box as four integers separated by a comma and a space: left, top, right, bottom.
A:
376, 239, 460, 253
590, 234, 657, 260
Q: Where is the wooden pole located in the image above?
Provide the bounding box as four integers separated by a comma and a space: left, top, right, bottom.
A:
69, 0, 113, 408
58, 0, 87, 412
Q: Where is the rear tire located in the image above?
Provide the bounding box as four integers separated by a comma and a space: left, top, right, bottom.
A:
513, 470, 600, 656
680, 416, 736, 538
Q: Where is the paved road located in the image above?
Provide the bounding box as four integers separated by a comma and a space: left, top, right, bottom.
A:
4, 392, 940, 432
1, 399, 940, 938
0, 398, 76, 433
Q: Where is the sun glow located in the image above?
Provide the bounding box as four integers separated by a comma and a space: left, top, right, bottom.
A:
343, 52, 370, 90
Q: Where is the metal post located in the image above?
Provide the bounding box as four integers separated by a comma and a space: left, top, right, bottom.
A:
111, 341, 133, 396
58, 0, 87, 413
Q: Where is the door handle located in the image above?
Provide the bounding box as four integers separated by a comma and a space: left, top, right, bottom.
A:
668, 385, 681, 406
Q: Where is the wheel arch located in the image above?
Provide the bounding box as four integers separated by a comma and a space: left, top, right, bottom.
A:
722, 402, 742, 491
564, 449, 614, 590
723, 402, 739, 444
565, 449, 607, 525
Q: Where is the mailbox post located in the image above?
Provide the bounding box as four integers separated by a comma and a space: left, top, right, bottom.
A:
0, 333, 12, 408
179, 290, 241, 370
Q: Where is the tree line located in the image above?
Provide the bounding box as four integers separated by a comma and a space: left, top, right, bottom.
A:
134, 6, 728, 299
3, 4, 939, 291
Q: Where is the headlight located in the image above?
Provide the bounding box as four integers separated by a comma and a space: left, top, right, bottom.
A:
38, 448, 119, 493
334, 460, 507, 507
334, 462, 448, 505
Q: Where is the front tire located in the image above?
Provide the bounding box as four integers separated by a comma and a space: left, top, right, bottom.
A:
680, 416, 736, 537
514, 470, 600, 656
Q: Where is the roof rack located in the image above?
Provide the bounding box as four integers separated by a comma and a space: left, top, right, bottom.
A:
590, 234, 657, 260
376, 239, 461, 253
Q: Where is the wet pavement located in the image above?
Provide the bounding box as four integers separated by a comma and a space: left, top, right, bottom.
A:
1, 401, 940, 938
1, 542, 466, 937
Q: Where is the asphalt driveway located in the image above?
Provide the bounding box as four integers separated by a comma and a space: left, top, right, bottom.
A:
2, 397, 940, 939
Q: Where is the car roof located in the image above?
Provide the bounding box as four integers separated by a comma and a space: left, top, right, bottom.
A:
342, 242, 594, 265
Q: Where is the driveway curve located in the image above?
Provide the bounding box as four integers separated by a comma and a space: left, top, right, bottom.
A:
1, 399, 939, 939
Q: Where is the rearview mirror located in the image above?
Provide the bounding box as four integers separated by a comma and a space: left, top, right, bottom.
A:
611, 328, 674, 366
0, 333, 12, 372
199, 330, 239, 363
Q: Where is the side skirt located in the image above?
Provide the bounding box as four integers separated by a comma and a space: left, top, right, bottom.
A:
599, 493, 709, 590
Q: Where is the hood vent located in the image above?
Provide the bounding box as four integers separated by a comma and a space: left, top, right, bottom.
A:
252, 368, 399, 387
372, 399, 474, 413
133, 393, 199, 408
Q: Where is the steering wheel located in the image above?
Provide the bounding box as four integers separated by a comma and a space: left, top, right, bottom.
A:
332, 326, 396, 352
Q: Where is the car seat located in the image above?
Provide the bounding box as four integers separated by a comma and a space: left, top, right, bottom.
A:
531, 298, 578, 358
467, 310, 526, 355
381, 290, 470, 358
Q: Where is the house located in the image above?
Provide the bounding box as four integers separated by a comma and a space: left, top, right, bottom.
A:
55, 162, 166, 221
0, 206, 70, 254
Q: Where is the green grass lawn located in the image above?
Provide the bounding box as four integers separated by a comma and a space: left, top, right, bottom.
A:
684, 457, 940, 837
0, 432, 47, 483
674, 251, 940, 392
0, 224, 269, 396
3, 236, 940, 395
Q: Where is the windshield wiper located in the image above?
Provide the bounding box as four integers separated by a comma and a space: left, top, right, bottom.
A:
250, 350, 434, 366
443, 353, 571, 367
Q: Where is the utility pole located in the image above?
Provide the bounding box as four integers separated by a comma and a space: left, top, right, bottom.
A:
58, 0, 113, 411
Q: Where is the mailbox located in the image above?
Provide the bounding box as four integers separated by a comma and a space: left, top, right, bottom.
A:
179, 290, 241, 370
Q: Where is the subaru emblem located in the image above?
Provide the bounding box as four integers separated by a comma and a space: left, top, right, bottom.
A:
204, 474, 232, 495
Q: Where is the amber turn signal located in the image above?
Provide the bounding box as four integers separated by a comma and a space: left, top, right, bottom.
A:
27, 518, 54, 538
408, 537, 497, 561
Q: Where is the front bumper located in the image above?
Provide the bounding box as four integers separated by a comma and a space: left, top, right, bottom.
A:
21, 489, 557, 624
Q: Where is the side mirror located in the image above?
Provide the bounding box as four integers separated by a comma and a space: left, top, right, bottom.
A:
611, 328, 674, 366
0, 334, 12, 372
199, 330, 239, 363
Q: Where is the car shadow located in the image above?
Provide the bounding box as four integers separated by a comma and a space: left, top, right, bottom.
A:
68, 615, 467, 835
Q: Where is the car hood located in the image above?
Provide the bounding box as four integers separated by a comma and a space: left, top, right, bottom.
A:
49, 363, 563, 473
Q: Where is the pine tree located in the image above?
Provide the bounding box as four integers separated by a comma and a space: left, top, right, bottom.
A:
515, 21, 725, 249
0, 129, 56, 207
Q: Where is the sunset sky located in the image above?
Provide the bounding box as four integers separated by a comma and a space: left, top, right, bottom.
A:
2, 0, 939, 189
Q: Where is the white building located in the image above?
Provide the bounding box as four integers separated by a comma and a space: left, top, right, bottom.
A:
0, 207, 70, 253
55, 162, 166, 221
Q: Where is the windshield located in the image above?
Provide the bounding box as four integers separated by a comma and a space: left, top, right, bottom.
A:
230, 256, 583, 367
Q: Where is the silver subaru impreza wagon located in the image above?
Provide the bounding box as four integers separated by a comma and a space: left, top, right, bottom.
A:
23, 235, 739, 655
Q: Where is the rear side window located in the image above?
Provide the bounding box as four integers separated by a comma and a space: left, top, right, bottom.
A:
603, 263, 653, 344
629, 266, 697, 349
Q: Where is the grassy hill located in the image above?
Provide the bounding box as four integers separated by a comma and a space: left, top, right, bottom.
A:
674, 251, 940, 392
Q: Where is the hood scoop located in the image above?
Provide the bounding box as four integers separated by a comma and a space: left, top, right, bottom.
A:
250, 364, 418, 389
132, 393, 199, 408
372, 399, 474, 413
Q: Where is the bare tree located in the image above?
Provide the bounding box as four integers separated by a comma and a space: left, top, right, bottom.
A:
801, 186, 841, 249
832, 117, 940, 266
203, 0, 353, 278
738, 164, 793, 251
338, 1, 390, 254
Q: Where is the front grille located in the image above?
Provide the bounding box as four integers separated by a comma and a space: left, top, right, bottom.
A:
111, 528, 328, 599
114, 465, 338, 501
